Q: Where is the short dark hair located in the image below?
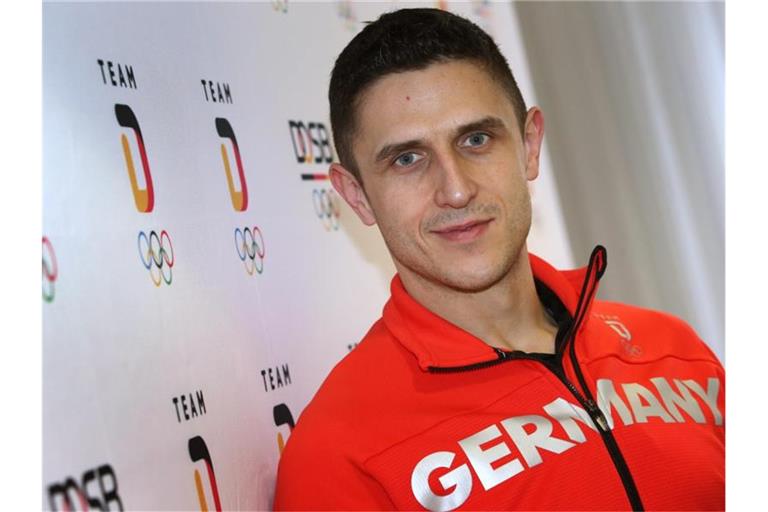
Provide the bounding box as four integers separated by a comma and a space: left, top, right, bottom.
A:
328, 7, 528, 181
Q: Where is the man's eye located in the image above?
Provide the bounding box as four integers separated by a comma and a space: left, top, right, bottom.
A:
462, 133, 490, 147
394, 152, 423, 167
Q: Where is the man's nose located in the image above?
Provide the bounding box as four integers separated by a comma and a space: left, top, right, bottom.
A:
433, 152, 478, 209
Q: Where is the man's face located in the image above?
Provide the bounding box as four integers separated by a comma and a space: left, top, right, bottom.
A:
333, 59, 543, 293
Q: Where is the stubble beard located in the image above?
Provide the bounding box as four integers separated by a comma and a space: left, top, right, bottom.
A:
383, 196, 533, 295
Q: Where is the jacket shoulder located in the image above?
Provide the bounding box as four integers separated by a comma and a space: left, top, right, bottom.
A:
590, 300, 722, 366
274, 319, 404, 509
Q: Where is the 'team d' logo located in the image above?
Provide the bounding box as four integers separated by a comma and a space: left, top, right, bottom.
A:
115, 104, 154, 213
214, 117, 266, 276
215, 118, 248, 212
188, 436, 222, 512
114, 103, 176, 286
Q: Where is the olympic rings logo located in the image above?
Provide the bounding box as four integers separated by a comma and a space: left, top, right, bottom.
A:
42, 236, 58, 303
138, 230, 175, 286
235, 226, 265, 275
312, 188, 341, 231
272, 0, 288, 13
337, 1, 357, 31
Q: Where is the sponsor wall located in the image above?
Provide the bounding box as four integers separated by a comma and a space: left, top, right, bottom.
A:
42, 1, 573, 510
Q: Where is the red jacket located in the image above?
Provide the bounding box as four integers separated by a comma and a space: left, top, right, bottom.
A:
274, 248, 724, 510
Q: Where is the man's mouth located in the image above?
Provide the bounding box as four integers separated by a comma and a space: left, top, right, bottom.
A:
430, 219, 493, 243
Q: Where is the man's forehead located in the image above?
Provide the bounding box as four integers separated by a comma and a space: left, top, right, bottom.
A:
357, 59, 493, 103
351, 60, 516, 152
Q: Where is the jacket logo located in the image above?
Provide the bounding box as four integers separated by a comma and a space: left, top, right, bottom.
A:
410, 376, 722, 511
605, 319, 631, 340
595, 314, 642, 357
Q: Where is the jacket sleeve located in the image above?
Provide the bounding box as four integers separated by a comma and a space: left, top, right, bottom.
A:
273, 428, 395, 510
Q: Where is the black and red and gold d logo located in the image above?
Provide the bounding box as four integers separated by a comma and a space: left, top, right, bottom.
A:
273, 403, 295, 455
115, 104, 155, 213
215, 118, 248, 212
188, 436, 222, 512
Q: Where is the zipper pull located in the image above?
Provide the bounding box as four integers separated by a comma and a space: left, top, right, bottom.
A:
585, 399, 609, 431
493, 347, 509, 360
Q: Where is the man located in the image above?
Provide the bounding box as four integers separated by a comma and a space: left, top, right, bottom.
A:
274, 8, 724, 511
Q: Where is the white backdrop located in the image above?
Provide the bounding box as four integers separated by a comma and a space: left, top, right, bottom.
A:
42, 1, 573, 510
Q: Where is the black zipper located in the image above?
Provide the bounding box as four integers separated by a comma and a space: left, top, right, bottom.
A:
428, 246, 644, 511
564, 248, 644, 511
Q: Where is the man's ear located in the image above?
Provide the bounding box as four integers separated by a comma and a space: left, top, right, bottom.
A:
329, 163, 377, 226
523, 106, 545, 182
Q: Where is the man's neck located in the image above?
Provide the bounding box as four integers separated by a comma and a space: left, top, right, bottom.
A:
396, 250, 558, 354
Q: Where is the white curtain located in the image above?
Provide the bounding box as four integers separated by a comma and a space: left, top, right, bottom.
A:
514, 1, 724, 359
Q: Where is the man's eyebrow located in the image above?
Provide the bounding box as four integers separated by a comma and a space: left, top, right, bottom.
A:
373, 116, 508, 164
374, 138, 425, 164
457, 116, 507, 136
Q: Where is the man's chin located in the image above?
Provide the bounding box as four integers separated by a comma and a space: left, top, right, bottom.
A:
423, 265, 511, 294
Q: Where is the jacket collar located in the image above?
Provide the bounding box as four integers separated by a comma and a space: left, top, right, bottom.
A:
382, 248, 607, 371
